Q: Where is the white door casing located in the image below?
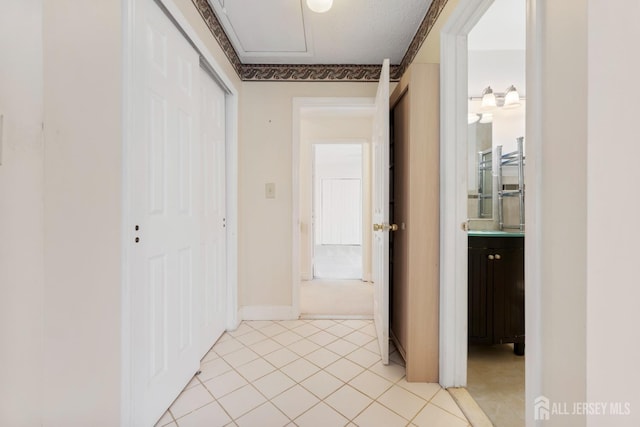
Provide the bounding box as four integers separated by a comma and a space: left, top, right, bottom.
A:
372, 59, 390, 365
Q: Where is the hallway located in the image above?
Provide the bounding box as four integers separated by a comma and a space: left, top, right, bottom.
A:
156, 319, 470, 426
299, 280, 373, 319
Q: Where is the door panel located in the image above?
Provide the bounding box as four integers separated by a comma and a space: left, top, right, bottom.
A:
199, 67, 227, 357
372, 59, 390, 365
131, 0, 203, 424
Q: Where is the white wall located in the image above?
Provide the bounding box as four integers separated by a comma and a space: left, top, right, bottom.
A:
587, 1, 640, 425
0, 2, 44, 426
468, 50, 526, 98
528, 0, 588, 425
240, 83, 376, 309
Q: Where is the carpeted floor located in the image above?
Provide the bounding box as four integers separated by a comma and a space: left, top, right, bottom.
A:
300, 280, 373, 318
313, 245, 363, 279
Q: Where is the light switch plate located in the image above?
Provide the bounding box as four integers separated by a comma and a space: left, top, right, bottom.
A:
265, 182, 276, 199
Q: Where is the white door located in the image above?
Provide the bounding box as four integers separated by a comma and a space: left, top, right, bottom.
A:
199, 67, 227, 357
320, 178, 362, 245
372, 59, 390, 364
131, 0, 202, 424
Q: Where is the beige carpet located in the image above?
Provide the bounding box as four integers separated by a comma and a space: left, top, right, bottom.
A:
299, 280, 373, 318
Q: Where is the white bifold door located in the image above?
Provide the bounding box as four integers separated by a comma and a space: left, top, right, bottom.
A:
199, 66, 227, 356
130, 0, 227, 425
372, 59, 391, 365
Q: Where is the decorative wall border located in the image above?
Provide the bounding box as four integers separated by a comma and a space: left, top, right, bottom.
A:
394, 0, 449, 79
241, 64, 401, 82
191, 0, 243, 76
191, 0, 449, 82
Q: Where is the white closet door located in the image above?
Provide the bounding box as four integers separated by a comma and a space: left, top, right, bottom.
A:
199, 67, 227, 357
131, 0, 202, 424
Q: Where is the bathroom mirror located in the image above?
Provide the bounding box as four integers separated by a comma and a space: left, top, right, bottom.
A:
467, 121, 493, 220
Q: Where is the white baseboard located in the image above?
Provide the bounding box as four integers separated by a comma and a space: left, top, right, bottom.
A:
300, 314, 373, 320
240, 305, 297, 321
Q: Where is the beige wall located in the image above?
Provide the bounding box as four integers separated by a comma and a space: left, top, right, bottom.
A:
240, 82, 376, 307
0, 1, 44, 426
299, 116, 373, 281
412, 0, 461, 64
42, 0, 123, 424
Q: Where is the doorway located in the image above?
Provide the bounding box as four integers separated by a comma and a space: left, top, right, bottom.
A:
291, 98, 376, 319
440, 0, 537, 425
465, 2, 526, 424
312, 143, 364, 280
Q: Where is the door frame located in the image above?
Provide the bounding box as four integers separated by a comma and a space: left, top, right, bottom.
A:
439, 0, 542, 417
292, 97, 375, 317
310, 141, 366, 280
121, 0, 239, 424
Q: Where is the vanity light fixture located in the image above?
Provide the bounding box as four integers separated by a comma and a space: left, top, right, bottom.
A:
307, 0, 333, 13
481, 86, 497, 109
503, 85, 521, 108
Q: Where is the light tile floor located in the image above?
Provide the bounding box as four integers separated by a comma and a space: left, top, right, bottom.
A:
155, 319, 470, 427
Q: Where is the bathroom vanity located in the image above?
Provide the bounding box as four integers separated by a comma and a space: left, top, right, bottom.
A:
468, 231, 525, 355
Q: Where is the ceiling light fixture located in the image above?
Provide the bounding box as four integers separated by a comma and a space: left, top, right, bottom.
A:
307, 0, 333, 13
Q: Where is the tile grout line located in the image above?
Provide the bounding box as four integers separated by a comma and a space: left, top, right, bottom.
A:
165, 319, 470, 427
216, 319, 377, 424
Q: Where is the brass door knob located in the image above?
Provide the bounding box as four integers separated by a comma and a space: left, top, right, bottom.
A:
373, 223, 399, 232
488, 254, 495, 260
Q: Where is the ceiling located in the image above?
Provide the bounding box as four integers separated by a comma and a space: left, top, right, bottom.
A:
193, 0, 525, 82
192, 0, 447, 81
208, 0, 432, 65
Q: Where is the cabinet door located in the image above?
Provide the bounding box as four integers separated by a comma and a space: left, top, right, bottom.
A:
492, 247, 525, 344
468, 247, 494, 344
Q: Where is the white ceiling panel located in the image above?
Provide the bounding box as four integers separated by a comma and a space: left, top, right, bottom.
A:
209, 0, 432, 65
212, 0, 310, 58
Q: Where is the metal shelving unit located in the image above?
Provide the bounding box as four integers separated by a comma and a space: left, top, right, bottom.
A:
477, 148, 493, 219
496, 137, 525, 231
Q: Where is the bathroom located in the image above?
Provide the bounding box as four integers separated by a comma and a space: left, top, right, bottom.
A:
465, 0, 526, 425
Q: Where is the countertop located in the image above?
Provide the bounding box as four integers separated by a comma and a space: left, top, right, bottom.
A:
468, 230, 525, 237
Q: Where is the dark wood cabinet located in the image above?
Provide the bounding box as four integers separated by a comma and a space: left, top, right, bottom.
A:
468, 235, 525, 355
